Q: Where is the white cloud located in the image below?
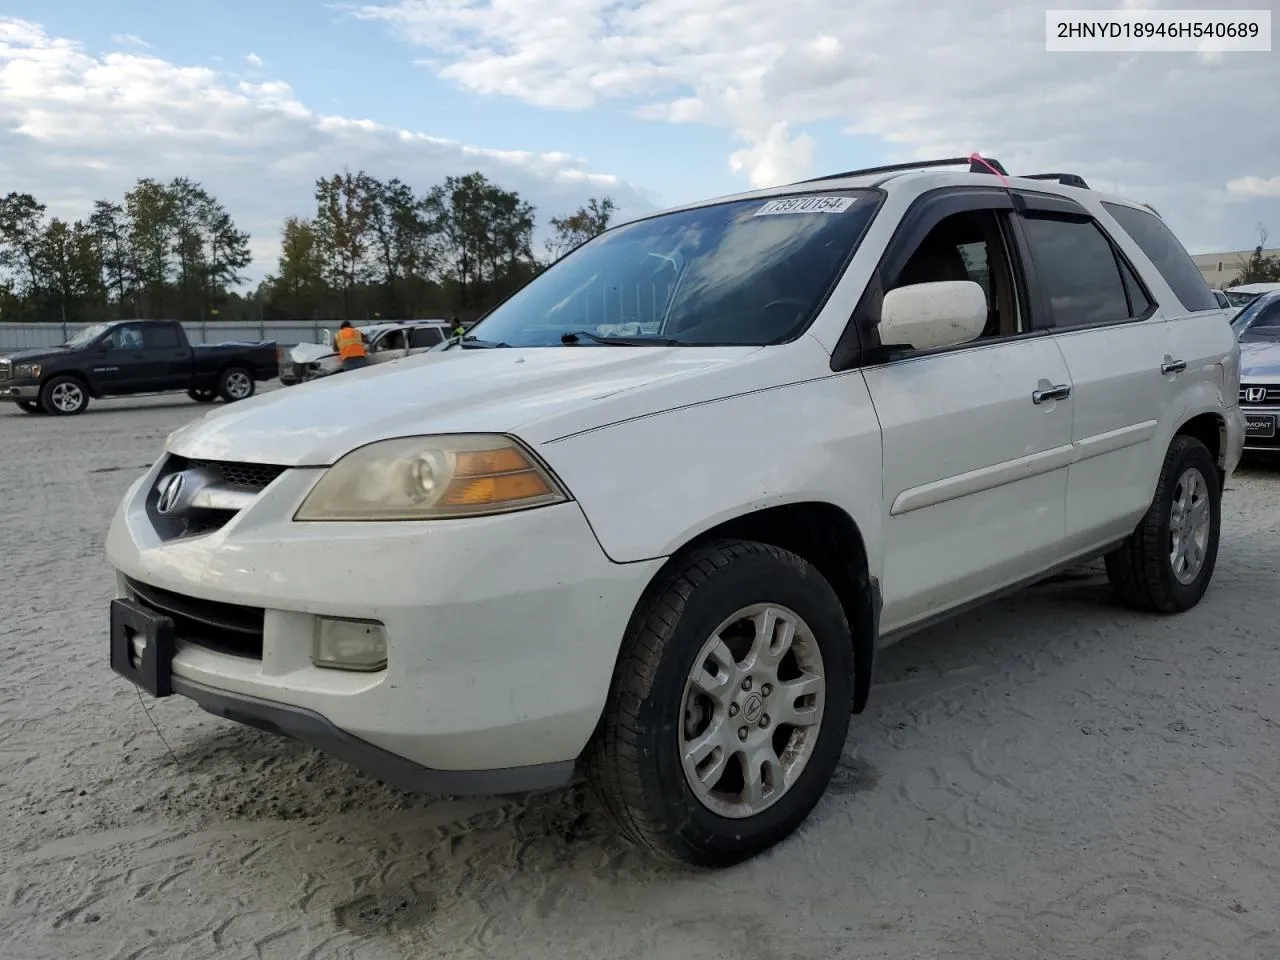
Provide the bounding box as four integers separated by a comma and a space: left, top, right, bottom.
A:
0, 18, 654, 282
109, 33, 150, 49
245, 52, 264, 67
355, 0, 1280, 251
1226, 175, 1280, 199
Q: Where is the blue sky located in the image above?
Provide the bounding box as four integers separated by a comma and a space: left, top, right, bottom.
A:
1, 1, 1275, 279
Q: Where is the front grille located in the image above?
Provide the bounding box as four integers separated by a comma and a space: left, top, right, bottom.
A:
127, 578, 265, 659
1240, 384, 1280, 405
0, 360, 10, 384
174, 457, 288, 490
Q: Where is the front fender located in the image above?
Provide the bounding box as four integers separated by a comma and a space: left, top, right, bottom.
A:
540, 371, 885, 578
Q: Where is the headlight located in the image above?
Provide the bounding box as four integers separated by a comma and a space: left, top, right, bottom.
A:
14, 363, 40, 379
294, 434, 569, 521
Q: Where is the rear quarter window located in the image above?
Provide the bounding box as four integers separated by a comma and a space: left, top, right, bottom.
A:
1101, 202, 1217, 313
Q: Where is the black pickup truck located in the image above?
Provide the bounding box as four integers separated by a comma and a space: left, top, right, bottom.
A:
0, 319, 278, 416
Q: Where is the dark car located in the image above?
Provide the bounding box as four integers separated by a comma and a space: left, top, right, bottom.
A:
0, 319, 279, 416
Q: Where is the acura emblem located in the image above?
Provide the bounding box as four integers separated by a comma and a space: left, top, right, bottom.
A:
1245, 387, 1266, 403
156, 472, 185, 514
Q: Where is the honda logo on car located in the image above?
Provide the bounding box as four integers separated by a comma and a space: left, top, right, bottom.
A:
1244, 387, 1266, 403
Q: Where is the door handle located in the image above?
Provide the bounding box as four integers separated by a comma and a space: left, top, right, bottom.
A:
1033, 384, 1071, 404
1161, 359, 1187, 375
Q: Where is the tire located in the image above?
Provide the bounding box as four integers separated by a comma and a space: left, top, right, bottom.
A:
188, 388, 218, 403
586, 539, 853, 866
217, 367, 255, 403
39, 375, 90, 416
1105, 435, 1221, 614
17, 400, 44, 414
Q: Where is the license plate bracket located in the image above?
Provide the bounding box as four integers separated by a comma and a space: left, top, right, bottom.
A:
110, 598, 175, 697
1245, 414, 1276, 438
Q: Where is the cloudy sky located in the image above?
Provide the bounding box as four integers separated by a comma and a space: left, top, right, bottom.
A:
1, 1, 1277, 283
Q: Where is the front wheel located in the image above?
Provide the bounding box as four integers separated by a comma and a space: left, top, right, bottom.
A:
587, 540, 853, 866
218, 367, 255, 403
40, 376, 89, 416
1105, 435, 1221, 613
188, 387, 217, 403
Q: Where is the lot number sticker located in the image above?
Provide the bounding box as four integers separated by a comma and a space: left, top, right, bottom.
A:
754, 196, 857, 216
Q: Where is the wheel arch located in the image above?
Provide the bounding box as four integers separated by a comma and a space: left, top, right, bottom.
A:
43, 369, 98, 398
624, 501, 879, 715
1173, 410, 1226, 489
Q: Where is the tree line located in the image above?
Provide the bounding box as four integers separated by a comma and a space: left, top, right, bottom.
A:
0, 172, 616, 325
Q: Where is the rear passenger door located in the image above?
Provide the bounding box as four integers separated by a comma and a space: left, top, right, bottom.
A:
852, 188, 1076, 634
1013, 194, 1177, 553
408, 324, 445, 355
143, 323, 192, 390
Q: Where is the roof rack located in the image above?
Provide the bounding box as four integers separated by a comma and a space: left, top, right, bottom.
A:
797, 156, 1009, 184
1020, 172, 1090, 189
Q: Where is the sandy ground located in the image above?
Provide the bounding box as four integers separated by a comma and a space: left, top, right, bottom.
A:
1, 391, 1279, 960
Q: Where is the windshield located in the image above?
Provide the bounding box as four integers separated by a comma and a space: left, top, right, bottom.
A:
1225, 291, 1259, 309
464, 191, 880, 347
62, 323, 111, 348
1232, 296, 1280, 342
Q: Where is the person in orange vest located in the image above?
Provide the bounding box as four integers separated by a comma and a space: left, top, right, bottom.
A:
334, 321, 369, 372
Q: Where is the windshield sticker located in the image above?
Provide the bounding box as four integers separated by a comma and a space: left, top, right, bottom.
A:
753, 196, 857, 217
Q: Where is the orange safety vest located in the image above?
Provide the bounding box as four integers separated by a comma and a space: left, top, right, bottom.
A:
334, 327, 366, 360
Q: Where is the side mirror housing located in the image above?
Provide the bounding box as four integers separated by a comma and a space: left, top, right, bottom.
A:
879, 280, 988, 351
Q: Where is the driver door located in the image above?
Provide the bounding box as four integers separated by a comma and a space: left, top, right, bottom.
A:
368, 329, 408, 365
90, 323, 158, 394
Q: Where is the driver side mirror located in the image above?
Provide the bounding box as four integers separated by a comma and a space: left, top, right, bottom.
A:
879, 280, 988, 351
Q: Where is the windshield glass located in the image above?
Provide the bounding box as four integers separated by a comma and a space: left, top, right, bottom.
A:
62, 323, 110, 348
1225, 291, 1259, 309
1232, 296, 1280, 342
464, 191, 880, 347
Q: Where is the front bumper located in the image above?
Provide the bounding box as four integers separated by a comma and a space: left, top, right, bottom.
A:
2, 383, 40, 401
106, 458, 663, 789
1241, 404, 1280, 452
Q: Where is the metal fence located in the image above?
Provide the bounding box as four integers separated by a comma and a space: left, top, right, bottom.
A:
0, 320, 335, 352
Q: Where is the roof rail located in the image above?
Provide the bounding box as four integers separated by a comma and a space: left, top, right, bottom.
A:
1020, 172, 1090, 189
797, 156, 1009, 184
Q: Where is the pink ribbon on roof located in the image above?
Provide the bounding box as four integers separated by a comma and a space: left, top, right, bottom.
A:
968, 152, 1011, 188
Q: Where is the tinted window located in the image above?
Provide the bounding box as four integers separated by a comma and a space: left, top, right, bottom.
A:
143, 325, 181, 349
1021, 216, 1130, 328
409, 326, 444, 348
1102, 202, 1217, 312
465, 191, 880, 347
1118, 257, 1154, 317
108, 325, 145, 350
1233, 298, 1280, 342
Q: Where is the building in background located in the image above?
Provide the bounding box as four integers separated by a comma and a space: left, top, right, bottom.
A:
1193, 249, 1280, 288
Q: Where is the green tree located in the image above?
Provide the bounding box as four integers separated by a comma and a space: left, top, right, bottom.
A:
269, 215, 326, 318
1233, 227, 1280, 285
0, 192, 48, 309
125, 178, 178, 317
39, 218, 102, 324
313, 170, 374, 319
89, 200, 132, 316
546, 196, 616, 261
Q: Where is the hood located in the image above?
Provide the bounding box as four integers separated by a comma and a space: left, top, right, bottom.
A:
165, 343, 795, 465
288, 342, 338, 364
0, 346, 64, 363
1240, 340, 1280, 379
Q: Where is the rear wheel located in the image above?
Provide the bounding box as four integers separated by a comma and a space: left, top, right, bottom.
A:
188, 388, 218, 403
1105, 436, 1221, 613
17, 400, 44, 414
40, 376, 89, 416
587, 540, 853, 866
218, 367, 254, 403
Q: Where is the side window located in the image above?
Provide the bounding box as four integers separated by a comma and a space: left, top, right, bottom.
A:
143, 325, 181, 349
108, 325, 145, 350
887, 208, 1022, 340
1118, 256, 1155, 318
409, 326, 444, 348
1019, 216, 1132, 329
1101, 202, 1217, 312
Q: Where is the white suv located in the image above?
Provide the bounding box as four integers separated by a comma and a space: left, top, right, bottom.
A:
108, 157, 1245, 866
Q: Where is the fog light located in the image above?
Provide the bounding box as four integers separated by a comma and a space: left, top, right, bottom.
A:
313, 617, 387, 671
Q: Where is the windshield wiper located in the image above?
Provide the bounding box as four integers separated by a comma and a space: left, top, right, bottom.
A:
560, 330, 680, 346
456, 335, 509, 349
